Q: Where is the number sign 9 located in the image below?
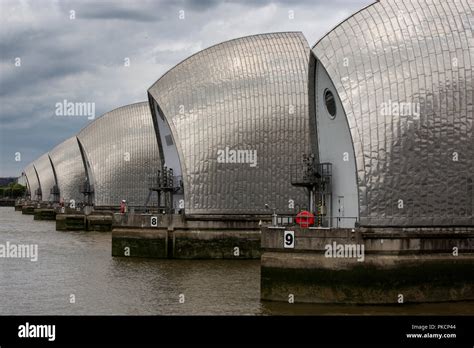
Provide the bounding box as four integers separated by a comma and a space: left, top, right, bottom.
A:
284, 231, 294, 248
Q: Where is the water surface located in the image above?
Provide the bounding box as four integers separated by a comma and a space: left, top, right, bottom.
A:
0, 207, 471, 315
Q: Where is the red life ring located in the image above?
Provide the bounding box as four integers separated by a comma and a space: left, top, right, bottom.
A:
296, 210, 314, 228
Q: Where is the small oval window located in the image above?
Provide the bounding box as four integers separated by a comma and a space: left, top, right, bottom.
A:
324, 89, 336, 119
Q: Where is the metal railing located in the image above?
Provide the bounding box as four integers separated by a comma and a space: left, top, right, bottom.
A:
289, 160, 332, 187
147, 173, 183, 192
269, 214, 359, 229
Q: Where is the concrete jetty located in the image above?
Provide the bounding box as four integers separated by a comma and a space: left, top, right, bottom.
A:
112, 214, 262, 259
56, 214, 86, 231
260, 226, 474, 304
21, 205, 36, 215
86, 214, 113, 231
56, 210, 113, 232
33, 208, 56, 220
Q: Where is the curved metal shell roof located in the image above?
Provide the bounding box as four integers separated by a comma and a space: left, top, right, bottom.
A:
24, 163, 40, 200
49, 136, 87, 204
33, 153, 56, 202
148, 32, 313, 215
313, 0, 473, 226
76, 102, 161, 207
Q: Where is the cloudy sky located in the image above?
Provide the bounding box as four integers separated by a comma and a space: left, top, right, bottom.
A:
0, 0, 373, 177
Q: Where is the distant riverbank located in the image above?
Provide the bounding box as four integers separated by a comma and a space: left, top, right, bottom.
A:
0, 199, 15, 207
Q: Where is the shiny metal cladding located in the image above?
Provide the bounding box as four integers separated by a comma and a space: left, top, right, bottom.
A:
77, 102, 161, 207
148, 32, 313, 215
49, 137, 87, 204
313, 0, 473, 226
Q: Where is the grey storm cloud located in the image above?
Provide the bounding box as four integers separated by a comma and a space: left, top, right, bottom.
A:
0, 0, 374, 177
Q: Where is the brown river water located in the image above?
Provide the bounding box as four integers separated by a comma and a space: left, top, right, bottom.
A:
0, 207, 472, 315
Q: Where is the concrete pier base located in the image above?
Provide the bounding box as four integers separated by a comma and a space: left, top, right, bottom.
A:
21, 206, 35, 215
112, 229, 168, 258
111, 214, 262, 259
261, 252, 474, 304
33, 208, 57, 220
173, 230, 260, 258
55, 212, 113, 232
86, 215, 113, 231
56, 214, 86, 231
261, 226, 474, 304
112, 229, 260, 259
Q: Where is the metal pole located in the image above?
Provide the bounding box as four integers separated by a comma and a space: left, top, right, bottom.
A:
272, 208, 277, 227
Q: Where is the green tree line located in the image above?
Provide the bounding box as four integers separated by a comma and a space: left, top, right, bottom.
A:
0, 182, 27, 199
